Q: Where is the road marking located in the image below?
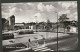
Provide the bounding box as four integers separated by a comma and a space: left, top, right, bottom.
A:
32, 45, 54, 52
14, 48, 31, 52
40, 49, 51, 51
33, 47, 48, 50
33, 47, 51, 51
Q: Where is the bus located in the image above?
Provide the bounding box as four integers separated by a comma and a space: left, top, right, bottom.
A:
2, 32, 14, 40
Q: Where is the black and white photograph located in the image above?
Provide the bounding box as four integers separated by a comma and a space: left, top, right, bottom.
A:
1, 1, 78, 52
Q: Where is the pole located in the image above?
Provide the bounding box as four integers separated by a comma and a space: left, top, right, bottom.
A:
53, 11, 58, 51
56, 12, 58, 51
46, 17, 48, 38
35, 16, 37, 32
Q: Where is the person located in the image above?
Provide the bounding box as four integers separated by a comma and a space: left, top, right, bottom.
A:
67, 25, 70, 32
28, 38, 31, 48
29, 38, 31, 42
43, 38, 45, 45
36, 39, 39, 46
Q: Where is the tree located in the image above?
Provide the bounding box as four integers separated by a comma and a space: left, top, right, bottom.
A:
22, 22, 26, 29
39, 22, 45, 25
46, 19, 52, 31
2, 18, 7, 25
2, 18, 8, 30
59, 14, 69, 27
58, 14, 69, 33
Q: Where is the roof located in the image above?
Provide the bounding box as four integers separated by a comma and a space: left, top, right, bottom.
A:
14, 23, 24, 26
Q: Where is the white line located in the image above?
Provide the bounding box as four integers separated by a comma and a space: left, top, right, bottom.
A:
14, 48, 31, 52
33, 47, 48, 50
40, 49, 51, 51
50, 50, 54, 51
33, 47, 47, 50
34, 48, 51, 51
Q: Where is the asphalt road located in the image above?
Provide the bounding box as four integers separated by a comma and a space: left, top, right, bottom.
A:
3, 32, 69, 46
12, 34, 78, 52
3, 32, 78, 52
47, 34, 78, 51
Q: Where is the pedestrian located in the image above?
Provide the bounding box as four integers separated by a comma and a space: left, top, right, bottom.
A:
29, 38, 31, 42
67, 25, 70, 32
36, 39, 39, 46
43, 38, 45, 45
28, 38, 31, 48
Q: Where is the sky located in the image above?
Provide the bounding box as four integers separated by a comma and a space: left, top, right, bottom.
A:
1, 1, 78, 23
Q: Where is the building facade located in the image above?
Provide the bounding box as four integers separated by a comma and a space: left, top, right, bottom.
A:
8, 15, 15, 30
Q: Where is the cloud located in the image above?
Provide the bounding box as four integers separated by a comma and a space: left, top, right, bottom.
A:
58, 2, 71, 9
46, 5, 56, 12
33, 13, 47, 22
34, 13, 42, 22
58, 10, 70, 16
58, 1, 77, 9
58, 9, 77, 21
71, 2, 77, 8
37, 3, 57, 12
2, 11, 8, 15
19, 8, 23, 11
1, 2, 78, 23
9, 7, 17, 15
1, 3, 18, 18
15, 16, 28, 23
37, 3, 45, 11
68, 12, 78, 21
1, 11, 10, 19
1, 6, 17, 19
34, 13, 41, 17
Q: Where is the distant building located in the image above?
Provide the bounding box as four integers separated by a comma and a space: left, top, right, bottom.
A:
70, 26, 77, 32
14, 23, 33, 30
7, 15, 15, 30
2, 15, 15, 32
65, 20, 78, 32
14, 23, 25, 30
29, 26, 33, 30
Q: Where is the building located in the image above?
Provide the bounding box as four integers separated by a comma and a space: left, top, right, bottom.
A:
2, 15, 15, 32
7, 15, 15, 30
14, 23, 25, 30
64, 20, 78, 32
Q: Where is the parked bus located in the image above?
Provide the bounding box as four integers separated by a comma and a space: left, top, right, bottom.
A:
2, 32, 14, 40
